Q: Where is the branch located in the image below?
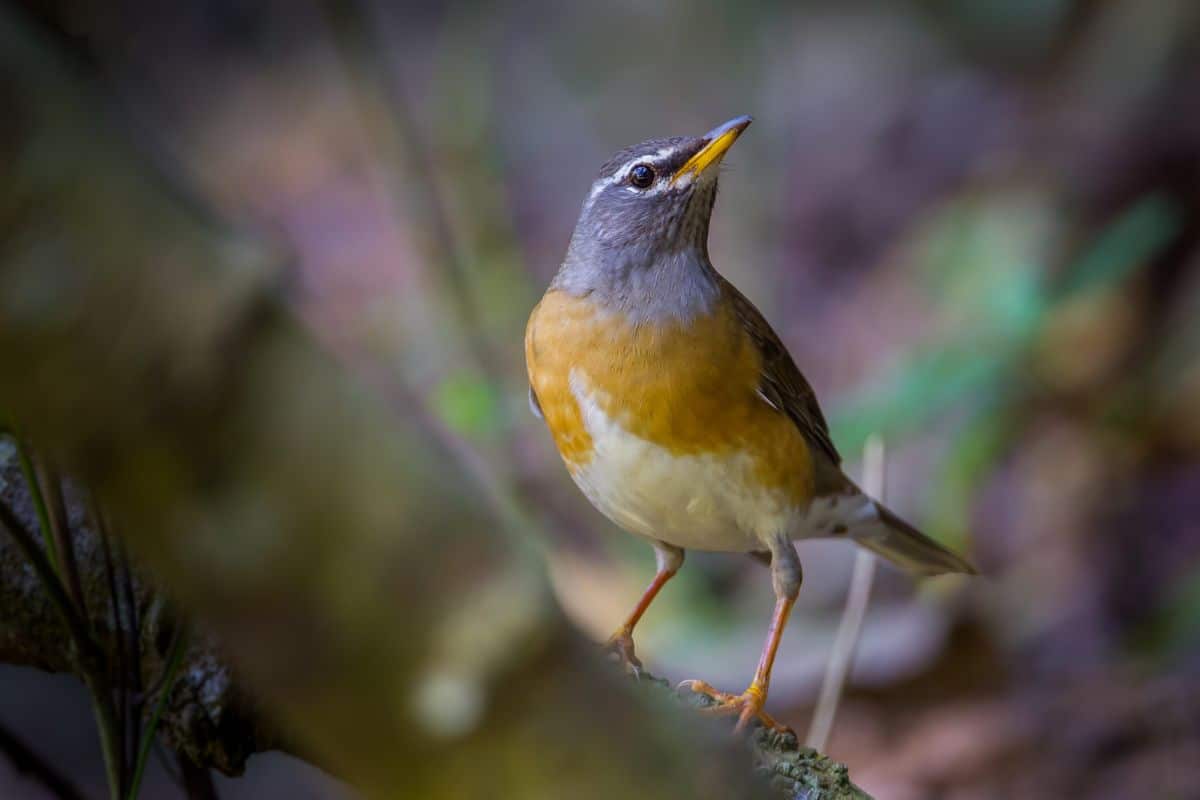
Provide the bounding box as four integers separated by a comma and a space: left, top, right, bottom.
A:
0, 455, 279, 775
661, 674, 871, 799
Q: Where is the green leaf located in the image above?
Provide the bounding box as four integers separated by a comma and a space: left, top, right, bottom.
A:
432, 371, 502, 438
1059, 194, 1182, 298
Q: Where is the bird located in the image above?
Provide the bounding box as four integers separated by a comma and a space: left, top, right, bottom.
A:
524, 116, 976, 733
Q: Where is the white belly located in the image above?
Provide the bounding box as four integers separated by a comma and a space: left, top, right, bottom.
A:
567, 370, 800, 552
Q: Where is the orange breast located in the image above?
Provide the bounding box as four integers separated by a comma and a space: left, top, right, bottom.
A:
525, 289, 815, 504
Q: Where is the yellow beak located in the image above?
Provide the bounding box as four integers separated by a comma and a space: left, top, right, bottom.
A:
671, 115, 752, 185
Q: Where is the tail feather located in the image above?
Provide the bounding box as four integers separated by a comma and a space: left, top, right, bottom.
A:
851, 502, 977, 576
808, 484, 977, 576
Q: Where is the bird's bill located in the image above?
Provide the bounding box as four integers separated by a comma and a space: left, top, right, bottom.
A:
671, 115, 752, 184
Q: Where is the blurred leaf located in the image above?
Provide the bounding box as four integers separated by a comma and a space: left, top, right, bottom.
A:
838, 193, 1183, 557
917, 192, 1054, 338
928, 398, 1014, 548
833, 192, 1054, 452
831, 344, 1012, 454
433, 370, 502, 437
1058, 194, 1182, 298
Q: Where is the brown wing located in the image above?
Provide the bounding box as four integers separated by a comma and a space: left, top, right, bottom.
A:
721, 277, 841, 466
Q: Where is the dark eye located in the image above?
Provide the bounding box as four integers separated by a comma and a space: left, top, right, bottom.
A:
629, 163, 656, 189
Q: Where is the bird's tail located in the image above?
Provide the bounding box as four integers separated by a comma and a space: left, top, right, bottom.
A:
852, 501, 976, 576
816, 483, 977, 576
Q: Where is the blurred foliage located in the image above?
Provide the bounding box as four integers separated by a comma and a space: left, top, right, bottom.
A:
433, 370, 503, 438
831, 191, 1185, 545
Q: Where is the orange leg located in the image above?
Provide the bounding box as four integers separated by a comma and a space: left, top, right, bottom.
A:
683, 536, 801, 734
683, 593, 796, 733
605, 543, 682, 673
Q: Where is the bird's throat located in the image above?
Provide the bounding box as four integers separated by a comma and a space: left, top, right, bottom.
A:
553, 246, 721, 324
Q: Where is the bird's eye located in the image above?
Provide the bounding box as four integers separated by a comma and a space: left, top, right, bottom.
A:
629, 163, 656, 189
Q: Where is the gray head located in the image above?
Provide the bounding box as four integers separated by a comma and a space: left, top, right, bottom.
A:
553, 116, 752, 322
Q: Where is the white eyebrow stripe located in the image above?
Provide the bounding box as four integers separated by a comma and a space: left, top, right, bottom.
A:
585, 172, 622, 206
583, 143, 686, 207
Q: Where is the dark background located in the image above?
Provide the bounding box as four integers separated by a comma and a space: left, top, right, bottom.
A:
3, 0, 1199, 797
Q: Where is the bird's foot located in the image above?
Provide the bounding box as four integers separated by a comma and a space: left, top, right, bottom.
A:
677, 679, 793, 735
603, 629, 644, 677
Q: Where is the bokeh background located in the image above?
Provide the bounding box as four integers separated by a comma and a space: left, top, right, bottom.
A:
3, 0, 1200, 797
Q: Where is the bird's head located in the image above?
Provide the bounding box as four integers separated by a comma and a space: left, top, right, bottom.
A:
556, 116, 752, 319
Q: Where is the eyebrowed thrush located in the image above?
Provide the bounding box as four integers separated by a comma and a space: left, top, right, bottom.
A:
525, 116, 976, 733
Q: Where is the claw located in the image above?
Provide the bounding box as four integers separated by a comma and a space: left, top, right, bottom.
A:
679, 679, 793, 735
603, 630, 643, 677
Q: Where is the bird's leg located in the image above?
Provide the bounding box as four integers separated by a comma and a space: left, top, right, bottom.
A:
605, 542, 683, 675
683, 534, 800, 734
